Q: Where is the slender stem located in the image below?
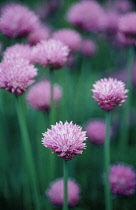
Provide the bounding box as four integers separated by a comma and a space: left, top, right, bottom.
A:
49, 68, 56, 182
119, 46, 135, 158
63, 160, 68, 210
15, 96, 40, 210
104, 111, 112, 210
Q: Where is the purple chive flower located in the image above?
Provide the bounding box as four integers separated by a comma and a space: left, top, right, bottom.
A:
110, 164, 136, 195
53, 29, 82, 51
28, 25, 51, 46
46, 178, 80, 207
42, 121, 87, 160
66, 0, 105, 32
103, 10, 119, 35
32, 39, 70, 69
118, 13, 136, 45
92, 78, 128, 111
0, 58, 38, 95
26, 80, 62, 111
113, 0, 133, 14
85, 120, 113, 144
81, 39, 97, 57
3, 44, 33, 63
0, 3, 40, 38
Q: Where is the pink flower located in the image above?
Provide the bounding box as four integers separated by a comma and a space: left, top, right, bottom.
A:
0, 58, 38, 95
103, 10, 119, 35
110, 164, 136, 195
42, 121, 87, 160
32, 39, 70, 69
3, 44, 33, 63
0, 3, 40, 38
92, 78, 128, 111
53, 29, 82, 51
86, 120, 113, 144
26, 80, 62, 111
28, 25, 51, 46
81, 39, 97, 57
118, 13, 136, 45
66, 1, 105, 32
113, 0, 133, 14
46, 178, 80, 207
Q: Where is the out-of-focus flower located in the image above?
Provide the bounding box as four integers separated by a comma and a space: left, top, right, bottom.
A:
3, 44, 33, 63
28, 25, 51, 45
113, 0, 133, 14
53, 29, 82, 51
81, 39, 97, 57
0, 3, 40, 38
85, 120, 113, 144
103, 10, 119, 35
110, 164, 136, 195
26, 80, 62, 111
92, 78, 128, 111
118, 13, 136, 45
42, 121, 87, 160
0, 58, 38, 95
46, 178, 80, 207
66, 1, 105, 32
32, 39, 70, 69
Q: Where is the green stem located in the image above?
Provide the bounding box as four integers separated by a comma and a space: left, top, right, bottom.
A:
15, 96, 40, 210
63, 160, 68, 210
119, 46, 135, 158
104, 111, 112, 210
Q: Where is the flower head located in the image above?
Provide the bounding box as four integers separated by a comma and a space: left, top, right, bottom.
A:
42, 121, 87, 160
32, 39, 70, 69
66, 0, 105, 32
46, 178, 80, 207
81, 39, 97, 57
110, 164, 136, 195
0, 58, 38, 95
53, 29, 82, 51
86, 120, 113, 144
92, 78, 128, 111
28, 25, 50, 46
26, 80, 62, 111
0, 3, 40, 38
3, 44, 33, 63
118, 13, 136, 45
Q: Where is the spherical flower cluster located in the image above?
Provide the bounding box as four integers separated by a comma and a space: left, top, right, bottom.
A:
0, 3, 40, 38
86, 120, 112, 144
3, 44, 33, 63
92, 78, 128, 111
42, 121, 87, 160
103, 10, 119, 35
32, 39, 70, 69
113, 0, 133, 14
66, 1, 105, 32
118, 13, 136, 45
28, 25, 50, 46
46, 178, 80, 207
81, 39, 97, 57
26, 80, 62, 111
0, 58, 38, 95
53, 29, 82, 51
110, 164, 136, 195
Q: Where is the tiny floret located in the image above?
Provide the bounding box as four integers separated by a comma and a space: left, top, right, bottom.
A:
32, 39, 70, 69
42, 121, 87, 160
26, 80, 62, 111
46, 178, 80, 207
110, 164, 136, 195
0, 58, 38, 95
92, 78, 128, 111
